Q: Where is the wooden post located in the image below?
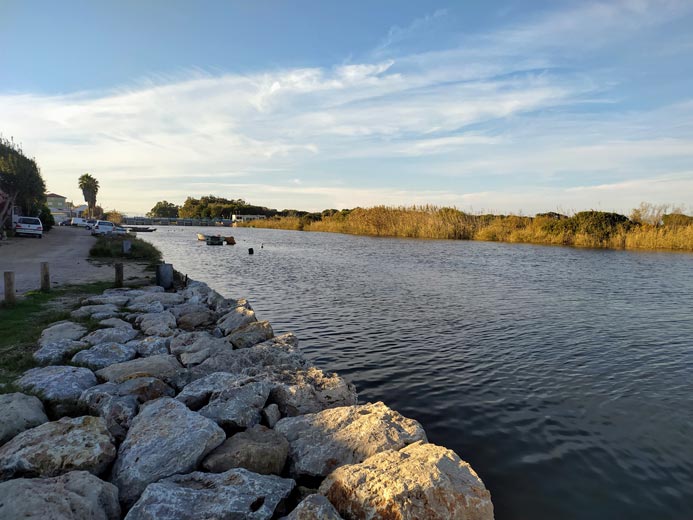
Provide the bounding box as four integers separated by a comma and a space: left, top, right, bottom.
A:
115, 263, 124, 288
40, 262, 50, 292
3, 272, 15, 304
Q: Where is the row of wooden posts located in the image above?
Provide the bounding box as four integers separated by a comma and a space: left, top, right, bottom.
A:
2, 263, 125, 305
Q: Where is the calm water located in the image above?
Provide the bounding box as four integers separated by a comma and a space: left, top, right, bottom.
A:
141, 226, 693, 520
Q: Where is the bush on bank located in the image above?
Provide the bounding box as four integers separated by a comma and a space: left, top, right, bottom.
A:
90, 235, 162, 264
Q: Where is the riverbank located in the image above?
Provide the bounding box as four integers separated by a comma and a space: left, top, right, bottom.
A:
0, 255, 494, 517
239, 206, 693, 252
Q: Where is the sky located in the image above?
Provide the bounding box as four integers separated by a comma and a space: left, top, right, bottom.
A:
1, 0, 692, 215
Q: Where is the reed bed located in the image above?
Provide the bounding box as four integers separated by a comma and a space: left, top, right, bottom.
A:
237, 206, 693, 252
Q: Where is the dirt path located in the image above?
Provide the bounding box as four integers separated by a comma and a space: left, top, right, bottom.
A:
0, 227, 149, 296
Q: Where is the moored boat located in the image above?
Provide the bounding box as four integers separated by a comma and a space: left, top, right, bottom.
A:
224, 236, 236, 245
197, 233, 206, 241
205, 235, 224, 245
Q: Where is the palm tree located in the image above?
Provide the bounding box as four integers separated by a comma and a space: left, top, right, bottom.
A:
78, 173, 99, 218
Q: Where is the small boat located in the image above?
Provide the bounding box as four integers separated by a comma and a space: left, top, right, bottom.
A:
197, 233, 206, 241
205, 235, 224, 246
224, 236, 236, 245
125, 226, 156, 232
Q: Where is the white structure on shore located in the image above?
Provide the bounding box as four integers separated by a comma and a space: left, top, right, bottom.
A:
231, 214, 267, 223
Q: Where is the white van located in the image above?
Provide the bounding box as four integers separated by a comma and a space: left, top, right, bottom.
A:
71, 217, 88, 227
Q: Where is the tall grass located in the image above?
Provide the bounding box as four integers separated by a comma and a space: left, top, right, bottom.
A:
243, 205, 693, 252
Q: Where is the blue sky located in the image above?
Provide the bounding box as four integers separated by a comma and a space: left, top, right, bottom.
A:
1, 0, 692, 214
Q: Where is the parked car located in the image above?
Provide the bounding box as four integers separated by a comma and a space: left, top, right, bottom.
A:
14, 217, 43, 238
71, 217, 88, 227
59, 219, 72, 226
91, 220, 115, 236
84, 219, 97, 230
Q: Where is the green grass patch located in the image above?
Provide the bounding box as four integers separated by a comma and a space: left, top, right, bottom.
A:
0, 281, 115, 389
90, 235, 163, 265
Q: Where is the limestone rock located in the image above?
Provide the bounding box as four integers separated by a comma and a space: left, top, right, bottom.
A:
33, 339, 89, 365
319, 442, 494, 520
176, 372, 252, 410
130, 292, 184, 309
99, 317, 133, 329
38, 321, 87, 347
0, 393, 48, 445
202, 425, 289, 475
126, 300, 165, 314
111, 397, 225, 507
178, 310, 215, 330
72, 342, 137, 370
217, 305, 257, 335
103, 286, 163, 296
170, 301, 211, 318
263, 403, 282, 428
275, 402, 427, 479
125, 468, 295, 520
82, 326, 139, 346
71, 304, 119, 320
136, 311, 177, 336
179, 281, 214, 303
227, 320, 274, 349
0, 416, 115, 481
126, 336, 170, 357
95, 355, 182, 386
269, 367, 358, 417
284, 494, 343, 520
198, 381, 272, 430
0, 471, 120, 520
170, 331, 230, 367
16, 365, 97, 417
80, 377, 174, 441
84, 294, 131, 307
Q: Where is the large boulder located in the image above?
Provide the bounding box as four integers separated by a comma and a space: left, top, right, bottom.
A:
199, 381, 272, 430
126, 336, 170, 357
0, 416, 115, 481
126, 300, 164, 314
16, 365, 97, 417
111, 398, 225, 507
176, 372, 254, 409
319, 442, 494, 520
202, 424, 289, 475
71, 304, 119, 320
99, 317, 133, 329
179, 281, 214, 304
227, 320, 274, 349
178, 310, 215, 330
125, 468, 295, 520
217, 305, 256, 335
82, 326, 139, 346
0, 393, 48, 445
95, 355, 182, 386
33, 339, 89, 365
269, 367, 358, 417
169, 331, 230, 367
0, 471, 120, 520
129, 292, 184, 309
80, 377, 175, 441
284, 494, 343, 520
71, 342, 137, 370
38, 321, 87, 347
136, 311, 177, 337
83, 294, 132, 306
275, 402, 427, 479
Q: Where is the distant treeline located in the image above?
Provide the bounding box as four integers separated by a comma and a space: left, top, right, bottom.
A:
239, 204, 693, 252
147, 196, 320, 220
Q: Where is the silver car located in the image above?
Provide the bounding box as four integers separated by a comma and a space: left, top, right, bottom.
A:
14, 217, 43, 238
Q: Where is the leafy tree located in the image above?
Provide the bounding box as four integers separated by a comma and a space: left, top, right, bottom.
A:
78, 173, 100, 218
0, 137, 46, 228
103, 209, 124, 224
38, 204, 55, 231
147, 200, 179, 218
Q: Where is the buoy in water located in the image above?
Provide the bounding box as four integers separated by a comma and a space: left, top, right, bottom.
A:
248, 248, 254, 255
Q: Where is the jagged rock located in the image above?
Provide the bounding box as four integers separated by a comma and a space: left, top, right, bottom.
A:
126, 300, 165, 314
111, 398, 225, 507
217, 305, 257, 335
190, 333, 306, 379
180, 281, 213, 303
80, 377, 174, 441
71, 304, 119, 319
275, 402, 427, 479
170, 331, 230, 367
170, 302, 211, 319
263, 403, 282, 428
99, 317, 133, 329
136, 311, 177, 336
202, 425, 289, 475
269, 367, 358, 417
16, 365, 97, 417
319, 442, 494, 520
215, 297, 253, 315
129, 292, 184, 309
126, 336, 170, 357
284, 494, 343, 520
0, 416, 115, 481
82, 327, 139, 346
38, 321, 87, 347
0, 393, 48, 445
178, 310, 215, 330
103, 286, 164, 296
72, 342, 137, 370
95, 355, 182, 386
125, 468, 295, 520
0, 471, 120, 520
84, 294, 132, 306
227, 320, 274, 349
199, 381, 272, 430
33, 339, 89, 365
176, 372, 253, 409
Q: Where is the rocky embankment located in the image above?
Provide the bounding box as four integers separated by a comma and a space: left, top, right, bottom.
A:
0, 281, 494, 519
